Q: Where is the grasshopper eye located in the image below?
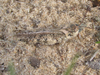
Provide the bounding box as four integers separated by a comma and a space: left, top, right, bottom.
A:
68, 33, 72, 36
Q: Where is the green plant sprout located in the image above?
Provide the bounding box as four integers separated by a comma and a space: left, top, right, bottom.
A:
8, 62, 16, 75
64, 54, 79, 75
96, 41, 100, 44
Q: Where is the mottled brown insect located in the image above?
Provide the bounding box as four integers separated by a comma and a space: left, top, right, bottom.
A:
14, 24, 79, 45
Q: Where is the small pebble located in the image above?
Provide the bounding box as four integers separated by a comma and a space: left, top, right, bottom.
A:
86, 59, 100, 70
61, 0, 67, 3
0, 63, 8, 72
29, 57, 40, 68
0, 64, 4, 71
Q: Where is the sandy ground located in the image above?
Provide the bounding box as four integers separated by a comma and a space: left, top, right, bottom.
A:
0, 0, 100, 75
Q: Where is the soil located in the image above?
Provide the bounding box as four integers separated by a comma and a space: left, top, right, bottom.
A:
0, 0, 100, 75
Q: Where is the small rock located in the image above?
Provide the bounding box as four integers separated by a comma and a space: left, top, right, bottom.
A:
61, 0, 67, 3
0, 63, 8, 72
28, 57, 40, 68
86, 59, 100, 70
0, 64, 4, 71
